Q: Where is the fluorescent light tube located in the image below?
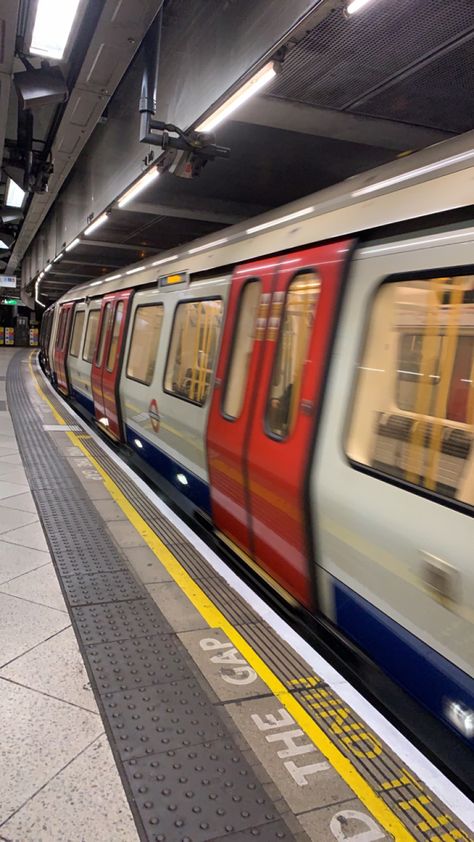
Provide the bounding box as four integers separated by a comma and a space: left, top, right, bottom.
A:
84, 212, 109, 236
188, 238, 228, 255
352, 148, 474, 197
53, 252, 64, 263
107, 274, 123, 281
5, 178, 25, 208
125, 266, 147, 276
30, 0, 81, 60
246, 206, 314, 235
152, 255, 178, 267
35, 279, 45, 307
0, 240, 8, 250
346, 0, 376, 13
118, 168, 160, 209
90, 280, 103, 287
65, 238, 80, 252
44, 263, 52, 273
196, 62, 277, 133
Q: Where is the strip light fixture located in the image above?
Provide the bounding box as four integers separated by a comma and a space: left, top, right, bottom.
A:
0, 239, 8, 250
30, 0, 81, 60
53, 252, 64, 263
246, 206, 315, 235
107, 274, 123, 281
196, 61, 278, 133
65, 237, 80, 252
351, 148, 474, 197
188, 238, 228, 255
152, 254, 179, 267
44, 262, 52, 273
84, 212, 109, 237
35, 279, 45, 307
346, 0, 378, 13
118, 167, 160, 209
126, 266, 146, 276
5, 178, 25, 208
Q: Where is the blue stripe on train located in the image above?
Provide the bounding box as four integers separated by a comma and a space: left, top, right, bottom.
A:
334, 579, 474, 737
125, 425, 211, 514
71, 386, 95, 416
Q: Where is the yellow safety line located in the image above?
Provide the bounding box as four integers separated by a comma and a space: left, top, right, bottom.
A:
29, 353, 416, 841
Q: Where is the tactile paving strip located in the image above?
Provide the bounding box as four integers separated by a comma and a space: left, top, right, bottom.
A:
210, 822, 294, 841
72, 598, 172, 644
61, 568, 144, 606
86, 634, 193, 693
124, 738, 280, 842
102, 678, 226, 759
6, 351, 299, 842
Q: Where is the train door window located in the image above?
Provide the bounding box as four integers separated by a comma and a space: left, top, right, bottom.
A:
56, 309, 66, 348
69, 310, 85, 357
164, 299, 223, 406
266, 272, 320, 438
346, 274, 474, 506
222, 280, 261, 419
127, 304, 164, 385
95, 302, 112, 367
106, 301, 124, 372
83, 310, 100, 363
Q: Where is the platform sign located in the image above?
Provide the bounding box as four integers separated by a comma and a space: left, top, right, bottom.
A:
29, 328, 39, 347
0, 276, 16, 288
0, 327, 3, 345
5, 327, 14, 345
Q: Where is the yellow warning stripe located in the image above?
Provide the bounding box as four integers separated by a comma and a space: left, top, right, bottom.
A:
28, 354, 420, 841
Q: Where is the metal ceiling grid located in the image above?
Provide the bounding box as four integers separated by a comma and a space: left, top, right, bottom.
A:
270, 0, 474, 119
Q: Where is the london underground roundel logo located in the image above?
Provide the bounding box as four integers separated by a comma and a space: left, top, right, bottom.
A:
148, 399, 160, 433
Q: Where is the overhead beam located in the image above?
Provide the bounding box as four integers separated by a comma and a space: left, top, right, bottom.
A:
122, 194, 269, 225
236, 96, 451, 151
76, 240, 157, 254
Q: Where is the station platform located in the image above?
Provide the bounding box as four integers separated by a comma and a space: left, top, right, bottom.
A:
0, 347, 472, 842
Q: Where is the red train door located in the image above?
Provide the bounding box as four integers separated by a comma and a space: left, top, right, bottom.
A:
91, 289, 132, 440
207, 241, 352, 607
54, 302, 75, 395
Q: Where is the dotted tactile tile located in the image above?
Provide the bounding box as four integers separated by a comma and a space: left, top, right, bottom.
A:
124, 739, 280, 842
211, 821, 294, 840
86, 634, 192, 693
39, 510, 127, 575
102, 678, 227, 760
72, 598, 172, 644
61, 569, 143, 606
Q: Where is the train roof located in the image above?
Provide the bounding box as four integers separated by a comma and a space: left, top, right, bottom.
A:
58, 130, 474, 305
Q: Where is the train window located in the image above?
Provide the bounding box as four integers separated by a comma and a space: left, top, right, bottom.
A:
95, 302, 112, 367
56, 309, 66, 348
127, 304, 164, 385
82, 310, 100, 363
266, 272, 320, 439
164, 299, 223, 406
222, 280, 261, 419
346, 274, 474, 506
69, 310, 85, 357
106, 301, 124, 372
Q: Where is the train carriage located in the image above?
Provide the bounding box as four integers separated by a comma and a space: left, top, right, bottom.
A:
39, 131, 474, 742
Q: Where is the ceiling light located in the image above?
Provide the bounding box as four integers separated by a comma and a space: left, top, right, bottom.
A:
152, 255, 178, 267
188, 238, 228, 255
126, 266, 145, 276
107, 274, 123, 281
0, 240, 8, 250
118, 167, 160, 209
35, 279, 45, 307
53, 252, 64, 263
5, 178, 25, 208
346, 0, 377, 13
89, 280, 103, 287
44, 263, 52, 273
351, 148, 474, 197
30, 0, 81, 60
246, 206, 314, 235
65, 238, 80, 252
196, 61, 278, 133
84, 212, 109, 237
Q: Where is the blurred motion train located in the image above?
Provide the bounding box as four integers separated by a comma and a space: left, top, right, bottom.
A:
40, 132, 474, 742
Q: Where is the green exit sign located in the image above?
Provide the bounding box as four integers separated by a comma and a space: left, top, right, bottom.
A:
1, 298, 19, 305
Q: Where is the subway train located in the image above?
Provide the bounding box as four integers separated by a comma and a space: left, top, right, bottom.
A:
39, 132, 474, 743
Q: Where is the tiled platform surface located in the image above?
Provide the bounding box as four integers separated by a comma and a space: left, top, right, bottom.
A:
0, 350, 139, 842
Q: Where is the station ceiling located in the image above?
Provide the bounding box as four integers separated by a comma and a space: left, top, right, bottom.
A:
1, 0, 473, 304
